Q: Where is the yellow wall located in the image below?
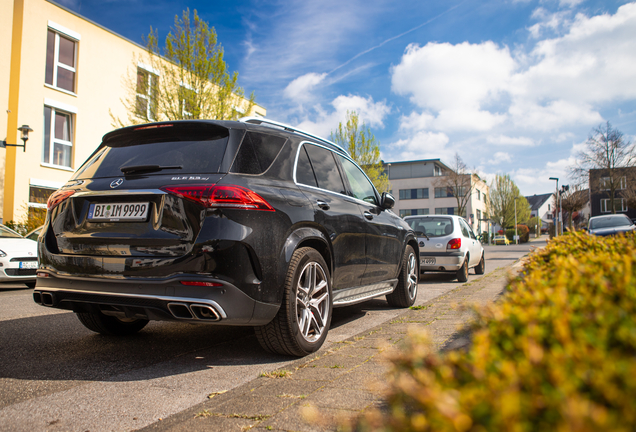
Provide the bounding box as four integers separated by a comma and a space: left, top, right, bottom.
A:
2, 0, 266, 223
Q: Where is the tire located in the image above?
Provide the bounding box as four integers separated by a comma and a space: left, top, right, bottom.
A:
456, 258, 469, 282
474, 254, 485, 275
76, 311, 149, 336
386, 245, 418, 308
255, 247, 332, 357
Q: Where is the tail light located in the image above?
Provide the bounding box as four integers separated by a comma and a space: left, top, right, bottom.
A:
447, 238, 461, 250
47, 189, 75, 210
160, 184, 274, 211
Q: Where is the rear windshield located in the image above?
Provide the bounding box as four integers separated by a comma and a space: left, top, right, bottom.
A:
407, 217, 453, 237
72, 124, 229, 180
589, 215, 633, 229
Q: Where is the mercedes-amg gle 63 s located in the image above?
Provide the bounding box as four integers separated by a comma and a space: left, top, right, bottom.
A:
34, 118, 418, 356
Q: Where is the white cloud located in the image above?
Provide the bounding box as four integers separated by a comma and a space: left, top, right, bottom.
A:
293, 95, 391, 139
509, 100, 603, 131
493, 152, 513, 163
283, 73, 327, 103
392, 41, 515, 114
389, 131, 451, 161
487, 135, 536, 146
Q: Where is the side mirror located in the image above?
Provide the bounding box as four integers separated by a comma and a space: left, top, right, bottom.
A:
381, 192, 395, 210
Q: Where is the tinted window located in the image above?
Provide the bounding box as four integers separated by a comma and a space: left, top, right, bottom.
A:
590, 215, 633, 229
296, 145, 317, 187
73, 125, 229, 179
407, 217, 453, 238
231, 131, 286, 175
304, 144, 346, 194
338, 156, 378, 205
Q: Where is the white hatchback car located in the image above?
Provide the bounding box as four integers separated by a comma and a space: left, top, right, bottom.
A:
404, 215, 485, 282
0, 224, 38, 288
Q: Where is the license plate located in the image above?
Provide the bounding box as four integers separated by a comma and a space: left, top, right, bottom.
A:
421, 258, 436, 265
20, 261, 37, 269
88, 202, 149, 222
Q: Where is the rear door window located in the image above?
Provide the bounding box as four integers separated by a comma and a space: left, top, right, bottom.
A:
303, 144, 346, 195
295, 145, 318, 187
231, 131, 286, 175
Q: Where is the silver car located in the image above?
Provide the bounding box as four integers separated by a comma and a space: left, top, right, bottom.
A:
404, 215, 485, 282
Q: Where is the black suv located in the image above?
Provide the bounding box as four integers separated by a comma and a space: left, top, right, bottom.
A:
34, 118, 418, 356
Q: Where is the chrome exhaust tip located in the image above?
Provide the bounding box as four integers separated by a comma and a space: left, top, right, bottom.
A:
190, 304, 221, 321
167, 303, 194, 319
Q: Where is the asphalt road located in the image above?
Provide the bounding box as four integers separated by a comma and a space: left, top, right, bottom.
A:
0, 238, 546, 431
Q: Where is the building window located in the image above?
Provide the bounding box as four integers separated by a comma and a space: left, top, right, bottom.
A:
43, 106, 73, 168
45, 29, 77, 93
547, 213, 553, 220
601, 198, 627, 213
434, 165, 442, 176
136, 67, 158, 120
435, 207, 462, 216
399, 188, 429, 200
476, 209, 482, 222
477, 190, 481, 201
399, 208, 430, 217
180, 86, 197, 118
435, 187, 457, 198
600, 176, 626, 191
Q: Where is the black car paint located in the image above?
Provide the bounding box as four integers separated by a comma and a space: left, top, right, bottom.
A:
35, 120, 417, 329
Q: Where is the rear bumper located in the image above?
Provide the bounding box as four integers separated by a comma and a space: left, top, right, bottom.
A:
419, 251, 464, 271
33, 273, 279, 325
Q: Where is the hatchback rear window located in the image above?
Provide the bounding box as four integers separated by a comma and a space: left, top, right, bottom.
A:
408, 217, 454, 237
72, 124, 229, 180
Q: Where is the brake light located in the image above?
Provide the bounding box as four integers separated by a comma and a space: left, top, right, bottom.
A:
47, 189, 75, 210
161, 185, 274, 211
134, 124, 173, 130
180, 281, 223, 287
447, 238, 461, 250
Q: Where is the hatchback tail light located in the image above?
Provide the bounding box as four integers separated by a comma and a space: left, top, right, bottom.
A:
447, 238, 461, 250
160, 184, 274, 211
47, 189, 75, 210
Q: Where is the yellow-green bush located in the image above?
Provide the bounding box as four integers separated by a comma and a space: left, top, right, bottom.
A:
356, 231, 636, 431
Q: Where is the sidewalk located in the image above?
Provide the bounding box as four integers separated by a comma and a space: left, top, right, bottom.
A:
140, 261, 523, 432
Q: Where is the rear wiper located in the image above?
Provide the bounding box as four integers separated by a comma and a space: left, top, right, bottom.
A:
415, 230, 430, 241
120, 164, 182, 174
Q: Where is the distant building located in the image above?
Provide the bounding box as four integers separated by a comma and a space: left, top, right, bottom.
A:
525, 193, 553, 230
589, 167, 636, 219
384, 159, 489, 233
1, 0, 266, 223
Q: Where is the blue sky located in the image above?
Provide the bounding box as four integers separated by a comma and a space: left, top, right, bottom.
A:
58, 0, 636, 196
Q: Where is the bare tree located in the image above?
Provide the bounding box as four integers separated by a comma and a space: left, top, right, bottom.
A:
435, 153, 481, 218
560, 185, 589, 229
570, 122, 635, 214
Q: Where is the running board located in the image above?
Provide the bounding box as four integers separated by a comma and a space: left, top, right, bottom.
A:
333, 280, 398, 307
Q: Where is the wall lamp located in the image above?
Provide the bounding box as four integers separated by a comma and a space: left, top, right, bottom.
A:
1, 125, 33, 152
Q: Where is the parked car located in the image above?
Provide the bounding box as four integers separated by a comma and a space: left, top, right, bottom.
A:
493, 235, 510, 245
404, 214, 484, 282
0, 224, 37, 288
587, 214, 636, 236
25, 226, 43, 241
33, 118, 419, 356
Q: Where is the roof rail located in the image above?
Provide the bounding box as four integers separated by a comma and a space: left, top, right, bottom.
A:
239, 117, 348, 155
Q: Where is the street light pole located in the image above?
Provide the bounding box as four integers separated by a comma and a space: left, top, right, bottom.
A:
514, 197, 518, 245
549, 177, 559, 236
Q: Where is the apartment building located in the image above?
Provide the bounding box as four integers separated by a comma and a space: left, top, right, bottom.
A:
384, 159, 490, 233
589, 167, 636, 219
1, 0, 265, 224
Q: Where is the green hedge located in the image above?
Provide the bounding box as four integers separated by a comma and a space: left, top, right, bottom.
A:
354, 231, 636, 431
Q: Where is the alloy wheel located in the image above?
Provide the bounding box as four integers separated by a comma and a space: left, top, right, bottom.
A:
296, 261, 330, 343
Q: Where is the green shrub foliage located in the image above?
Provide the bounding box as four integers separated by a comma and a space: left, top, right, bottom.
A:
355, 231, 636, 431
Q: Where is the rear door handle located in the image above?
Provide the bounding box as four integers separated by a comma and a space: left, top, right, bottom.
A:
316, 200, 330, 210
364, 211, 373, 220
